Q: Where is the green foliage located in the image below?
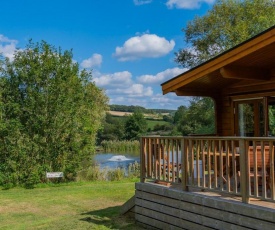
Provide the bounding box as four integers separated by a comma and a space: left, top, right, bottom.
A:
175, 0, 275, 68
146, 120, 170, 130
152, 123, 173, 132
101, 140, 140, 152
97, 113, 125, 144
110, 104, 148, 113
124, 111, 147, 140
128, 161, 140, 178
77, 166, 105, 181
269, 104, 275, 136
107, 168, 125, 181
76, 162, 140, 182
163, 114, 174, 123
0, 40, 108, 188
173, 105, 188, 124
176, 97, 215, 135
110, 104, 175, 114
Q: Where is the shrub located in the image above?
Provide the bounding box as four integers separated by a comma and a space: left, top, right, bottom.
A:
107, 168, 125, 181
128, 161, 140, 178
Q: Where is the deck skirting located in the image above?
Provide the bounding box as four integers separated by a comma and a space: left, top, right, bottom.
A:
135, 183, 275, 229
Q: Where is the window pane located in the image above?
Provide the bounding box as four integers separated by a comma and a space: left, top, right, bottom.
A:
259, 102, 265, 136
238, 103, 254, 137
268, 101, 275, 136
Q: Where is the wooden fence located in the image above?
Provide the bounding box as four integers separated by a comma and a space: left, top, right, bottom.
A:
140, 136, 275, 203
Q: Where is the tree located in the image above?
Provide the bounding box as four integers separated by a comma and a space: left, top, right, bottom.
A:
97, 113, 125, 144
0, 40, 108, 187
124, 111, 147, 140
173, 105, 188, 124
175, 0, 275, 68
176, 98, 215, 135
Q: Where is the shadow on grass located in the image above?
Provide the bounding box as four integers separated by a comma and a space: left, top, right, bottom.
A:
80, 206, 140, 229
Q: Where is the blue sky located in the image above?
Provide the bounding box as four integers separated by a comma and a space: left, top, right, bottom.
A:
0, 0, 215, 110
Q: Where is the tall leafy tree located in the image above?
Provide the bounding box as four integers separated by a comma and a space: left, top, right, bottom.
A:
175, 0, 275, 68
173, 105, 188, 124
97, 113, 125, 144
124, 111, 147, 140
0, 41, 108, 187
176, 98, 215, 135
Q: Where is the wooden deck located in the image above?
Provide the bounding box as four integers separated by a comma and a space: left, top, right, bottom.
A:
134, 182, 275, 230
140, 136, 275, 204
132, 136, 275, 229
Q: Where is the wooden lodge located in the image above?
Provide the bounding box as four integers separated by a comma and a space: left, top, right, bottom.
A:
124, 26, 275, 229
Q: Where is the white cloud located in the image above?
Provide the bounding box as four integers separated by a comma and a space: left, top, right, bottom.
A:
93, 71, 132, 88
137, 67, 187, 85
166, 0, 215, 9
114, 34, 175, 61
109, 91, 189, 109
151, 93, 190, 109
114, 84, 153, 97
0, 34, 18, 60
133, 0, 153, 5
81, 53, 102, 68
93, 68, 190, 109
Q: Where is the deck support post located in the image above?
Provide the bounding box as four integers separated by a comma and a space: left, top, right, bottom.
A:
182, 138, 188, 191
140, 137, 145, 183
239, 139, 249, 203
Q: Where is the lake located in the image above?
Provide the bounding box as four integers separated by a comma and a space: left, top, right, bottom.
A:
94, 152, 140, 170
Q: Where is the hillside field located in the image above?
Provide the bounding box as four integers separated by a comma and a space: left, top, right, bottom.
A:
108, 111, 167, 120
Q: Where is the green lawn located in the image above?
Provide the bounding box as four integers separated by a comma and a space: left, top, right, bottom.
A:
0, 179, 143, 230
146, 120, 170, 130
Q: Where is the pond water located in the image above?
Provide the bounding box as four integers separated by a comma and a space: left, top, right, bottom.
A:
94, 152, 140, 170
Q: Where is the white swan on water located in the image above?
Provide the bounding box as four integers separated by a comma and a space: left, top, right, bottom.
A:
108, 155, 131, 162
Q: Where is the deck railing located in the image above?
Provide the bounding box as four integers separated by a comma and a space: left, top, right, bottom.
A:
140, 136, 275, 203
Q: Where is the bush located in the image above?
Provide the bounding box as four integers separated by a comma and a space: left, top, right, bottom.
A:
128, 161, 140, 178
77, 166, 105, 181
107, 168, 125, 181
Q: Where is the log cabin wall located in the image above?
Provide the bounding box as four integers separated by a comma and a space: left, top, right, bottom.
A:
215, 95, 233, 136
215, 80, 275, 138
161, 26, 275, 138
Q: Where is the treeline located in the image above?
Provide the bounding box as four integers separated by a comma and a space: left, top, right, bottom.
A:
173, 97, 215, 135
0, 41, 108, 188
97, 111, 147, 144
101, 140, 140, 152
98, 97, 215, 146
109, 104, 175, 114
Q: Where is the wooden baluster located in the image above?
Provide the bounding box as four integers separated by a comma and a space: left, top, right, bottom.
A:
240, 139, 249, 204
206, 140, 211, 188
182, 138, 188, 191
140, 137, 145, 183
270, 141, 275, 200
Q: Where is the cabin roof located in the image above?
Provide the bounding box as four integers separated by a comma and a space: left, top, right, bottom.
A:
161, 26, 275, 97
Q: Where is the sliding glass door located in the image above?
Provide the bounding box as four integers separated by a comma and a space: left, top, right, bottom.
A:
234, 99, 264, 137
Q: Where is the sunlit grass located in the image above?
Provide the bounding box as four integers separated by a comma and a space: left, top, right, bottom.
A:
0, 179, 143, 230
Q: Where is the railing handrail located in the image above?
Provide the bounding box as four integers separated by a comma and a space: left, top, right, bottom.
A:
140, 136, 275, 204
142, 135, 275, 140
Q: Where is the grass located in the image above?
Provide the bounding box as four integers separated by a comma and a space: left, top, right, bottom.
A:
0, 179, 144, 230
146, 120, 170, 130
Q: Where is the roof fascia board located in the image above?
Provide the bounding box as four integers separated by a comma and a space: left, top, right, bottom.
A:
162, 27, 275, 95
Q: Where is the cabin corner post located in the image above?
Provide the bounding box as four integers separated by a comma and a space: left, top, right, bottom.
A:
239, 139, 249, 203
140, 137, 146, 183
181, 138, 188, 191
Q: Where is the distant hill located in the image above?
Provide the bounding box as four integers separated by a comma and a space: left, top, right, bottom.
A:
109, 104, 175, 114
